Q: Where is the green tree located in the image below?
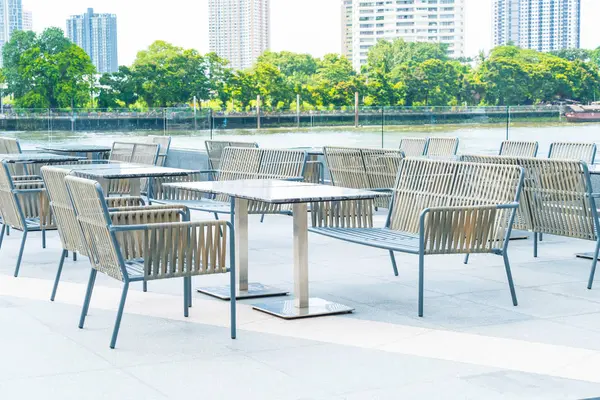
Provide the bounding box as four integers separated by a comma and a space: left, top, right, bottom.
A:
3, 28, 96, 108
97, 66, 139, 108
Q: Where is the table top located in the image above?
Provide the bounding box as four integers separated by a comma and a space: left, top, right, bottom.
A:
588, 164, 600, 174
51, 162, 147, 171
73, 165, 193, 179
164, 179, 385, 204
38, 144, 112, 153
0, 153, 83, 163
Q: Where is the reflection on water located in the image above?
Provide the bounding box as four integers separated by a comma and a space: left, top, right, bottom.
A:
3, 122, 600, 157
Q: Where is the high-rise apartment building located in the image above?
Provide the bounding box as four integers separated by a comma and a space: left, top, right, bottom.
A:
341, 0, 353, 59
66, 8, 118, 73
493, 0, 580, 52
345, 0, 465, 71
22, 9, 31, 31
0, 0, 22, 66
209, 0, 270, 70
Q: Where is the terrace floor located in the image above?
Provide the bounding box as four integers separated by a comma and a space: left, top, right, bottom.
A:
2, 211, 600, 399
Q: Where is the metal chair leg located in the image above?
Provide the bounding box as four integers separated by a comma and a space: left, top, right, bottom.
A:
13, 230, 28, 277
110, 282, 130, 349
539, 233, 544, 242
533, 232, 538, 258
418, 252, 424, 317
183, 277, 190, 318
73, 252, 77, 261
6, 225, 10, 236
187, 277, 193, 308
389, 251, 399, 276
463, 254, 470, 264
0, 224, 6, 249
503, 253, 518, 306
42, 229, 46, 249
587, 239, 600, 289
79, 269, 97, 329
143, 281, 147, 292
260, 214, 265, 223
50, 250, 67, 301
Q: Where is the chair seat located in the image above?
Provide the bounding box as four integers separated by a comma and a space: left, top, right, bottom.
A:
3, 217, 57, 231
124, 259, 145, 280
309, 227, 421, 254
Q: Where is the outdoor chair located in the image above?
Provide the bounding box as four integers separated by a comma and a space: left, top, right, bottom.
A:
0, 160, 56, 277
399, 137, 428, 157
66, 175, 236, 349
309, 158, 524, 316
41, 165, 189, 301
109, 142, 160, 195
150, 147, 308, 220
425, 137, 459, 157
205, 140, 258, 172
460, 155, 600, 289
323, 146, 404, 209
499, 140, 539, 157
548, 142, 596, 164
148, 135, 172, 166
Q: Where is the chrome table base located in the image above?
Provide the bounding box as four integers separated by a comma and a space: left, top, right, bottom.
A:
252, 297, 354, 320
197, 283, 288, 300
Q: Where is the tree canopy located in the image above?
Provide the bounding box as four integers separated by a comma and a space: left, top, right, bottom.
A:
3, 28, 96, 108
2, 33, 600, 110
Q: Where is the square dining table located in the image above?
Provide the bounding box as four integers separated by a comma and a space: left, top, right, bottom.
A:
53, 163, 193, 196
164, 178, 384, 319
37, 144, 112, 160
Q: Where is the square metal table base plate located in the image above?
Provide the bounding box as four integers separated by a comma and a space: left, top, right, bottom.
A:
576, 252, 599, 261
252, 297, 354, 320
197, 282, 288, 300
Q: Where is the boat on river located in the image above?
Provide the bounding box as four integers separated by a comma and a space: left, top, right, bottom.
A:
565, 105, 600, 122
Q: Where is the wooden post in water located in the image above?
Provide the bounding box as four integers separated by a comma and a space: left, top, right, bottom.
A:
256, 95, 261, 130
297, 94, 300, 128
354, 92, 359, 128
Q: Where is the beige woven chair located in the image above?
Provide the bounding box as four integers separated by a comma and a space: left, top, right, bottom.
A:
425, 137, 459, 157
148, 136, 171, 166
0, 137, 22, 154
548, 142, 596, 164
205, 140, 258, 171
108, 142, 160, 195
461, 154, 600, 289
0, 160, 56, 277
324, 146, 404, 209
66, 175, 236, 349
310, 158, 524, 316
41, 165, 189, 300
499, 141, 539, 157
399, 137, 428, 157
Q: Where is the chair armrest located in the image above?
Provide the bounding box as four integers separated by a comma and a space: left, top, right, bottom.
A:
418, 203, 519, 255
111, 220, 232, 278
106, 196, 145, 208
311, 199, 374, 228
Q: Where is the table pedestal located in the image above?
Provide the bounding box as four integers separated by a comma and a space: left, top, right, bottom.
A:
196, 198, 288, 300
252, 203, 354, 319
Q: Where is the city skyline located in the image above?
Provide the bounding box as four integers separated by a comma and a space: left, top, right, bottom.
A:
493, 0, 580, 51
66, 8, 118, 73
208, 0, 270, 70
344, 0, 465, 71
0, 0, 23, 66
21, 0, 600, 68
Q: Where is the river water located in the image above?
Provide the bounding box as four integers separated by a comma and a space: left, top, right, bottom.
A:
6, 122, 600, 157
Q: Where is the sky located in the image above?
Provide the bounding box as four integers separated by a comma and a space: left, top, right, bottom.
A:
23, 0, 600, 66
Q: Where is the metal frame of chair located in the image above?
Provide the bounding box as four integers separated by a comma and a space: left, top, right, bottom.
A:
66, 175, 236, 349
